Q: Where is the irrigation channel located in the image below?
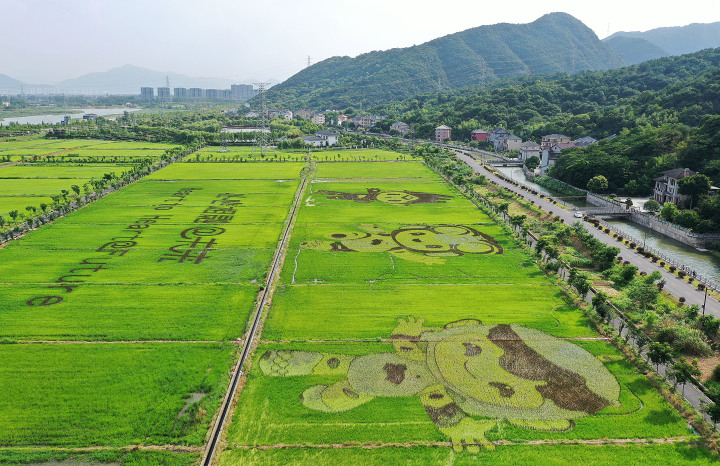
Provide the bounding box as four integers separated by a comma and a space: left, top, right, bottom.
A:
495, 165, 720, 287
201, 177, 309, 466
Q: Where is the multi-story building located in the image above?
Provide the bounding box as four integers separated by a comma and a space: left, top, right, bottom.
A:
519, 141, 541, 162
502, 134, 523, 152
541, 133, 570, 149
390, 121, 411, 135
316, 130, 339, 146
653, 168, 698, 205
174, 88, 188, 98
140, 87, 154, 99
189, 88, 204, 99
471, 129, 489, 141
311, 113, 326, 125
157, 87, 170, 100
230, 84, 257, 101
435, 125, 451, 142
205, 89, 219, 99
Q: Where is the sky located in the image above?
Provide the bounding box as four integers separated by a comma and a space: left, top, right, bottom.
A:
4, 0, 720, 85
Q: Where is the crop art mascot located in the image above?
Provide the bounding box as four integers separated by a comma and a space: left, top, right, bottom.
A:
260, 317, 620, 452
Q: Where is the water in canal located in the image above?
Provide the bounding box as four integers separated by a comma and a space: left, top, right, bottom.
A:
494, 166, 720, 283
0, 108, 140, 125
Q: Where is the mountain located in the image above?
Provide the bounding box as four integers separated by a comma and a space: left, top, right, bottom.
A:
265, 12, 625, 109
604, 36, 669, 65
54, 65, 238, 95
0, 73, 25, 92
605, 21, 720, 57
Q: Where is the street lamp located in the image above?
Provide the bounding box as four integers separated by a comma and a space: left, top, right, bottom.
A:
703, 286, 708, 315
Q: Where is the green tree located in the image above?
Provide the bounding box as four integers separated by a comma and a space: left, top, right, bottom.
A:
669, 360, 701, 395
525, 156, 540, 170
71, 185, 81, 196
674, 210, 700, 229
586, 175, 608, 193
627, 278, 659, 310
678, 174, 711, 208
647, 342, 673, 369
643, 200, 661, 213
8, 210, 19, 224
660, 202, 679, 221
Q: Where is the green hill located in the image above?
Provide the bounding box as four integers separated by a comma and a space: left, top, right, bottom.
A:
604, 36, 669, 65
266, 13, 624, 109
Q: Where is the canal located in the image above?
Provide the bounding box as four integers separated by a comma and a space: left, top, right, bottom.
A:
494, 166, 720, 284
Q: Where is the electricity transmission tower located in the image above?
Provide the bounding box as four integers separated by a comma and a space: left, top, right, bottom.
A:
251, 82, 273, 158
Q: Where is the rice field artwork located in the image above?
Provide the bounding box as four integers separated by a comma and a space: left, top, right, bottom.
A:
315, 188, 452, 205
301, 224, 503, 264
260, 317, 621, 452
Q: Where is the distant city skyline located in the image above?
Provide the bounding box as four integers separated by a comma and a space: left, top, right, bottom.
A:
4, 0, 720, 85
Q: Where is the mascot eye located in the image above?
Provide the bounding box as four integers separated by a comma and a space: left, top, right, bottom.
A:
411, 232, 425, 236
332, 234, 347, 238
371, 239, 383, 245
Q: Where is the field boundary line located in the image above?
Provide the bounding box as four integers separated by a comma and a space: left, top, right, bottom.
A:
259, 337, 611, 344
11, 339, 238, 345
201, 175, 309, 466
231, 436, 692, 450
0, 444, 203, 453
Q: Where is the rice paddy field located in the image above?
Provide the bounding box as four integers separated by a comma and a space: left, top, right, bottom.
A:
219, 160, 712, 464
191, 146, 415, 162
0, 146, 716, 465
0, 150, 306, 464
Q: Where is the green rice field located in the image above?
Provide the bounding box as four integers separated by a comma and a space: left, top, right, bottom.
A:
0, 156, 305, 459
0, 148, 713, 464
218, 160, 706, 464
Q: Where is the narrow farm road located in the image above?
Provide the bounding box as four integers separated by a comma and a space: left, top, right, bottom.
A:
455, 151, 720, 320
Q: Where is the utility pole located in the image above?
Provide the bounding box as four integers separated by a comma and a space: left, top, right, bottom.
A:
252, 82, 272, 158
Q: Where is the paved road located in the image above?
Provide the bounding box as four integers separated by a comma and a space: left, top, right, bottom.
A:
455, 152, 720, 319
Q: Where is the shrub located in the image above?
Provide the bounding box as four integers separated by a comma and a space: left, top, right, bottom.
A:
660, 261, 665, 267
710, 364, 720, 383
669, 266, 677, 272
678, 271, 686, 278
699, 283, 706, 291
679, 297, 686, 304
629, 242, 636, 248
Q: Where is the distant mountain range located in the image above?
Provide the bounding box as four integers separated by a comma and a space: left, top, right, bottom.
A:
265, 13, 625, 109
0, 65, 259, 95
604, 21, 720, 64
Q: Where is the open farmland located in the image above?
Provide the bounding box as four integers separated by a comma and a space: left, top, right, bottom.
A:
190, 146, 415, 163
218, 160, 707, 464
0, 156, 305, 463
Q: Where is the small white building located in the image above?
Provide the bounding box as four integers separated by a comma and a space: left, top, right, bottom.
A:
315, 130, 339, 146
302, 136, 325, 147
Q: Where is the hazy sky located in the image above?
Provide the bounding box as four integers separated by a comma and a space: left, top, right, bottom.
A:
4, 0, 720, 84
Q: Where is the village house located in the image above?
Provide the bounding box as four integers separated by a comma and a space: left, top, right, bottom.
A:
337, 114, 348, 124
488, 128, 510, 150
390, 121, 411, 135
302, 135, 326, 147
574, 136, 597, 147
541, 133, 571, 149
315, 130, 339, 146
295, 109, 313, 119
502, 134, 523, 152
653, 168, 698, 205
519, 141, 541, 162
435, 125, 451, 142
470, 129, 489, 141
311, 113, 326, 125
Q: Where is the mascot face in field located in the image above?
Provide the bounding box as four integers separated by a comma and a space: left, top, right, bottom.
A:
315, 188, 452, 205
260, 318, 621, 453
301, 224, 502, 263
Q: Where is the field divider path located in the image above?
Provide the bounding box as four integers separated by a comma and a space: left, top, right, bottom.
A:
201, 175, 309, 466
230, 436, 692, 450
